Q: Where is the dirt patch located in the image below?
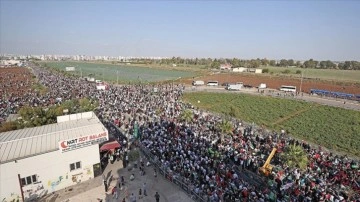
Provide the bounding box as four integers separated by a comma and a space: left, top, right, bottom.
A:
180, 73, 360, 95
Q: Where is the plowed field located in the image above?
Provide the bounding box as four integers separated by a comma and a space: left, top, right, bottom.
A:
181, 73, 360, 95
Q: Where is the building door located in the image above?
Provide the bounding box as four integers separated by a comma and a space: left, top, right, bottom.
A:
93, 163, 102, 177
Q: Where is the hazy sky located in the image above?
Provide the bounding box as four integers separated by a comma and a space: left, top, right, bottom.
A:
1, 1, 359, 60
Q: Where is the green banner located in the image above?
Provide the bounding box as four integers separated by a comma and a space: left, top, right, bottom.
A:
133, 123, 139, 139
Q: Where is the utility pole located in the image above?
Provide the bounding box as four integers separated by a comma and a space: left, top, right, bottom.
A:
18, 174, 25, 202
300, 71, 303, 94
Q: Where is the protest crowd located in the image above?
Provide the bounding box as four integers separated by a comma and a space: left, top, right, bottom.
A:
0, 66, 359, 202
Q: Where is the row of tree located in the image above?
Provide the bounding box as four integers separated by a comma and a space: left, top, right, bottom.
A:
125, 57, 360, 70
0, 98, 98, 132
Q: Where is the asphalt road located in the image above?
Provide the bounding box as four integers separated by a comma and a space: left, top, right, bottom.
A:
184, 86, 360, 111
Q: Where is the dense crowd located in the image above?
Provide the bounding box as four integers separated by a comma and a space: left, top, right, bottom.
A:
0, 66, 359, 201
0, 68, 35, 122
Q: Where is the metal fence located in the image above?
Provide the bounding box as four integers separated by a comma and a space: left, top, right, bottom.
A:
139, 145, 208, 202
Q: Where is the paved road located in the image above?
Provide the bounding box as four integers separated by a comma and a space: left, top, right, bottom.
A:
184, 86, 360, 111
39, 154, 192, 202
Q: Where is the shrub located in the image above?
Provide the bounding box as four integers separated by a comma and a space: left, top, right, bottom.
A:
282, 69, 291, 74
296, 70, 302, 74
263, 68, 269, 73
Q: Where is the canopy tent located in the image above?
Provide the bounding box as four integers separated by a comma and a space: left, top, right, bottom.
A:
100, 141, 121, 152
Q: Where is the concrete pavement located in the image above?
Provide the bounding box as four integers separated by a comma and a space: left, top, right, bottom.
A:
39, 150, 192, 202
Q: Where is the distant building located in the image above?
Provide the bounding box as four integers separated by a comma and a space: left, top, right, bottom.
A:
220, 64, 232, 70
232, 67, 247, 72
0, 60, 21, 66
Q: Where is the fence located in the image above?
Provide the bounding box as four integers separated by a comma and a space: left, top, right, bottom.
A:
139, 145, 208, 202
109, 113, 278, 201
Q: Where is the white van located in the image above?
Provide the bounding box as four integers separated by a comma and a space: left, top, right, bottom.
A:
192, 80, 205, 86
226, 84, 242, 91
207, 81, 219, 86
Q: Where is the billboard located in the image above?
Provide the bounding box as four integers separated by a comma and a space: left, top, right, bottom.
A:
65, 66, 76, 71
58, 131, 108, 153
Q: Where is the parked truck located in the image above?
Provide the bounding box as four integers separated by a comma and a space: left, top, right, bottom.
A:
226, 84, 242, 91
258, 83, 267, 89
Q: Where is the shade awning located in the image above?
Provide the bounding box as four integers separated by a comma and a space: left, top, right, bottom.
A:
100, 141, 121, 152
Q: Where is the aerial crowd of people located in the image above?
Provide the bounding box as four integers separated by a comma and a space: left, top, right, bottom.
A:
0, 65, 359, 202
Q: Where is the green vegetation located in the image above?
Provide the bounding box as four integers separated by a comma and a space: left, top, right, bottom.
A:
38, 61, 197, 83
218, 119, 233, 140
260, 66, 360, 82
281, 144, 309, 171
0, 98, 98, 133
180, 109, 194, 123
183, 92, 360, 156
31, 82, 48, 95
120, 57, 360, 70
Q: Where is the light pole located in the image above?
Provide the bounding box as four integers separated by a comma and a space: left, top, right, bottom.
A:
300, 71, 303, 94
117, 70, 119, 85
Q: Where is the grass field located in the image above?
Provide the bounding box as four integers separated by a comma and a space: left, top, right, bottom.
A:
261, 66, 360, 82
40, 61, 198, 83
183, 92, 360, 157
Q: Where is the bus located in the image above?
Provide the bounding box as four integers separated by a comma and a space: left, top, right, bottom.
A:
280, 85, 296, 92
207, 81, 219, 86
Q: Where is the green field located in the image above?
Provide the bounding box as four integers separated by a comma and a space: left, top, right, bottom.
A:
40, 61, 198, 83
183, 92, 360, 157
261, 66, 360, 82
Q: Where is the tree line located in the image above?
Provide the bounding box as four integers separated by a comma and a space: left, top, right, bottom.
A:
125, 57, 360, 70
0, 98, 98, 133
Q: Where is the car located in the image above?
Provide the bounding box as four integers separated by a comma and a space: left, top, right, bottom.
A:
243, 84, 253, 88
221, 82, 230, 86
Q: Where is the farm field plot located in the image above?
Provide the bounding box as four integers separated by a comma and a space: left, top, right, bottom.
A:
183, 73, 360, 95
263, 66, 360, 82
40, 61, 197, 83
183, 92, 360, 157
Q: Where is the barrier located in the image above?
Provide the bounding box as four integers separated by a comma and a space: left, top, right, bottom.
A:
165, 173, 173, 182
139, 144, 277, 202
139, 145, 207, 202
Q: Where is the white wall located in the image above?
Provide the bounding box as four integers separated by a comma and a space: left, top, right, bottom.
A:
0, 144, 100, 202
232, 67, 247, 72
57, 111, 95, 123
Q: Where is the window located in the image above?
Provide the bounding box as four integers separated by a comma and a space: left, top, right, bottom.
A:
70, 161, 81, 171
21, 174, 37, 186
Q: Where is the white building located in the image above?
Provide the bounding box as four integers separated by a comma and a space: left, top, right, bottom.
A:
0, 112, 108, 202
220, 64, 232, 70
232, 67, 247, 72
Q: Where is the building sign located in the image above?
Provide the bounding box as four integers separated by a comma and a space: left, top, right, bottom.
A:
59, 132, 108, 153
